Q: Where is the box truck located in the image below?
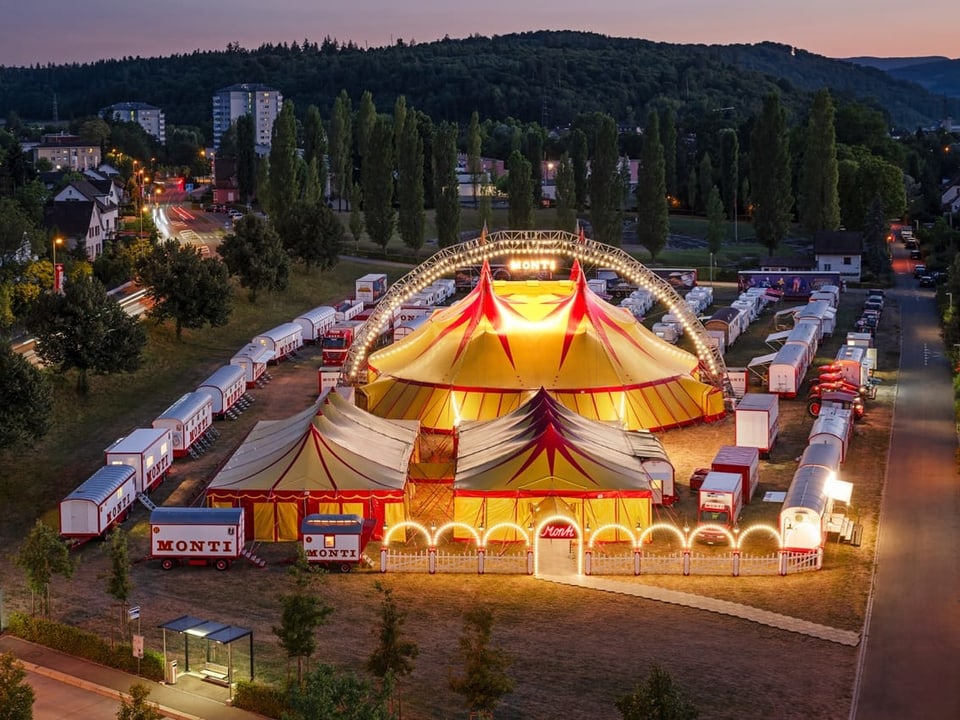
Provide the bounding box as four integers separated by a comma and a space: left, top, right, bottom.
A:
710, 445, 760, 503
696, 472, 743, 544
355, 274, 388, 305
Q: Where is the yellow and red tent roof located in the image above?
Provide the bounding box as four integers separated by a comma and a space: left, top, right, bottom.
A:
362, 261, 723, 432
454, 388, 653, 498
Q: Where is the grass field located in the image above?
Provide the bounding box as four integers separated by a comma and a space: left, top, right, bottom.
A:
0, 238, 896, 719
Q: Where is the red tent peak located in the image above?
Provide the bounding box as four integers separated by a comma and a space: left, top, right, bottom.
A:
478, 260, 493, 286
568, 259, 583, 283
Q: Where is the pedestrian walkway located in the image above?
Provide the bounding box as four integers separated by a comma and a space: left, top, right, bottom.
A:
0, 635, 266, 720
537, 574, 861, 647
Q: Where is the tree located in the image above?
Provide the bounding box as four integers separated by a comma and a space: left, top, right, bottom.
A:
433, 121, 461, 248
349, 183, 365, 247
330, 91, 353, 211
355, 91, 377, 173
554, 153, 577, 233
838, 149, 906, 230
363, 116, 396, 251
278, 200, 343, 271
636, 111, 668, 260
272, 547, 333, 687
718, 129, 740, 222
862, 194, 891, 279
28, 275, 146, 394
697, 153, 714, 214
0, 343, 51, 452
750, 92, 794, 256
15, 520, 74, 617
219, 215, 290, 301
659, 108, 678, 197
78, 117, 111, 147
615, 664, 699, 720
506, 150, 534, 230
116, 683, 162, 720
0, 197, 43, 267
0, 652, 34, 720
236, 114, 257, 205
589, 113, 623, 247
448, 606, 514, 718
303, 104, 328, 202
367, 582, 418, 717
800, 89, 841, 235
706, 185, 726, 257
525, 128, 544, 207
282, 665, 392, 720
397, 111, 425, 253
268, 100, 299, 221
467, 110, 483, 208
105, 528, 133, 641
570, 128, 589, 212
392, 95, 407, 165
138, 241, 232, 340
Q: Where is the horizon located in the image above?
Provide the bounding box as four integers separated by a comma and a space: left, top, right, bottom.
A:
1, 1, 957, 68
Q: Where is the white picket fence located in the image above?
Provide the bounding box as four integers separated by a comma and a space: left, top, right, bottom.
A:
382, 547, 820, 576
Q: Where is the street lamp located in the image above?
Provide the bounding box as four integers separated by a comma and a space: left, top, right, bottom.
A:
51, 237, 63, 292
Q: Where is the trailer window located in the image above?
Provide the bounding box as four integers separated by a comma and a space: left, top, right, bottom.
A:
324, 535, 336, 548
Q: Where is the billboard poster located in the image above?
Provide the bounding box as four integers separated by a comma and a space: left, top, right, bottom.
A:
737, 271, 842, 300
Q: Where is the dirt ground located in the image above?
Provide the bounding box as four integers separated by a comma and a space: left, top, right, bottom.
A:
0, 293, 895, 720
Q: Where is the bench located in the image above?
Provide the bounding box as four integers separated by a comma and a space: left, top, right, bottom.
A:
201, 662, 230, 686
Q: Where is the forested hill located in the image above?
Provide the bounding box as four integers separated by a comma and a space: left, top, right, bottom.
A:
1, 30, 956, 132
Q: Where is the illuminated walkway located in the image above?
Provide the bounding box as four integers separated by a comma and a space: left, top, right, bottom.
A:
537, 574, 861, 647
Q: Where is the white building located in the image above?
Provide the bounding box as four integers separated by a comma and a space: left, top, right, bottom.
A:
212, 83, 282, 150
101, 102, 166, 143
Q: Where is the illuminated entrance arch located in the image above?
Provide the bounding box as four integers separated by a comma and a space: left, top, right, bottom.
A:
342, 230, 729, 396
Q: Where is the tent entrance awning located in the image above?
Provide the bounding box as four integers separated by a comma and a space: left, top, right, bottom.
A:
747, 352, 778, 383
159, 615, 254, 698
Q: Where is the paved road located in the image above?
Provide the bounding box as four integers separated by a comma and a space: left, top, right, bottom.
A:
853, 252, 960, 717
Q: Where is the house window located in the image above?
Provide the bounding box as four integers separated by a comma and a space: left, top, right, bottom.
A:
823, 263, 832, 271
843, 256, 852, 265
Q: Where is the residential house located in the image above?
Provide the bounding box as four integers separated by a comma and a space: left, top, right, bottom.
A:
942, 174, 960, 215
813, 230, 863, 281
212, 157, 240, 205
43, 201, 107, 260
31, 132, 101, 171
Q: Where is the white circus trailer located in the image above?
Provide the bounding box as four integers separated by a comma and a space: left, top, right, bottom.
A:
799, 442, 842, 475
394, 304, 433, 327
795, 300, 835, 338
832, 345, 870, 386
253, 322, 303, 362
652, 322, 679, 344
355, 273, 388, 304
149, 507, 246, 571
197, 364, 247, 418
819, 284, 841, 305
711, 445, 760, 503
394, 314, 431, 343
734, 393, 779, 456
60, 464, 137, 539
780, 465, 833, 552
768, 342, 809, 397
231, 343, 274, 388
429, 279, 456, 303
660, 313, 685, 336
705, 329, 725, 357
809, 411, 853, 462
705, 307, 746, 347
334, 298, 365, 322
785, 322, 820, 365
809, 290, 837, 308
152, 392, 213, 457
104, 427, 173, 494
412, 287, 439, 306
294, 306, 337, 343
301, 514, 375, 572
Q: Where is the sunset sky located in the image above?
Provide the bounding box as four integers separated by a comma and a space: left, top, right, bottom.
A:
2, 0, 956, 67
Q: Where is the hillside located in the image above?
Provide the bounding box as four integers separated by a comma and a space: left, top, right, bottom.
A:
844, 56, 952, 72
1, 31, 957, 133
886, 58, 960, 100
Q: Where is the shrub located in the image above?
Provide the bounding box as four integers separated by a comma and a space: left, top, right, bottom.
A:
232, 680, 287, 718
6, 613, 163, 681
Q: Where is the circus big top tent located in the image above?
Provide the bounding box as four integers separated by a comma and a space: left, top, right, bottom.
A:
205, 392, 418, 541
361, 261, 724, 432
452, 388, 657, 541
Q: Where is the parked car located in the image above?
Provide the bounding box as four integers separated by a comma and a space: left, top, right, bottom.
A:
910, 249, 922, 260
913, 264, 927, 279
918, 275, 935, 287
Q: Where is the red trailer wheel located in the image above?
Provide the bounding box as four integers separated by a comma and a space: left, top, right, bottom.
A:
807, 400, 821, 417
215, 559, 230, 571
161, 558, 175, 571
339, 563, 353, 574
